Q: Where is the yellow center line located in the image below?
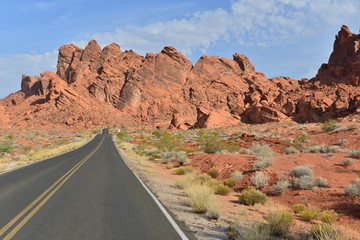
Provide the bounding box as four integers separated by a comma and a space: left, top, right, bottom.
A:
0, 136, 104, 239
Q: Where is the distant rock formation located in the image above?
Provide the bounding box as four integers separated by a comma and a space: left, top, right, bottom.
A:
0, 25, 359, 129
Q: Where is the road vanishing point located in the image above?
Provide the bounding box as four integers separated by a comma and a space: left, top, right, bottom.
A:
0, 129, 194, 240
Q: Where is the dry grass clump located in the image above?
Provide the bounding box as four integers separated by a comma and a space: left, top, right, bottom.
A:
342, 158, 353, 166
265, 209, 294, 237
238, 187, 267, 206
319, 210, 339, 224
224, 178, 238, 187
184, 184, 214, 214
174, 166, 194, 175
251, 143, 274, 170
311, 223, 348, 240
284, 146, 299, 154
230, 171, 243, 181
207, 167, 220, 178
292, 203, 307, 213
300, 207, 321, 221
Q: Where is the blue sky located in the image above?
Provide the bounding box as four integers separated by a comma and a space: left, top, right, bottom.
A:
0, 0, 359, 98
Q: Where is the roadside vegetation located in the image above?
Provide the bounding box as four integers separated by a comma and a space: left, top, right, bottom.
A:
113, 120, 360, 240
0, 130, 94, 172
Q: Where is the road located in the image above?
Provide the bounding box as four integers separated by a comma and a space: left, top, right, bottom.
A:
0, 129, 193, 240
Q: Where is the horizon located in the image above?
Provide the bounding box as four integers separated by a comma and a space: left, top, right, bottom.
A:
0, 0, 359, 98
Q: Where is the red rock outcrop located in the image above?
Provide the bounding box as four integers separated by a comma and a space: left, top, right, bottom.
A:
315, 25, 360, 86
0, 26, 359, 130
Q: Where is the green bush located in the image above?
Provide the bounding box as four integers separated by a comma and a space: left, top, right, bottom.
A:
174, 166, 194, 175
116, 130, 130, 142
239, 187, 267, 206
197, 132, 226, 154
0, 140, 14, 153
322, 119, 339, 132
320, 209, 339, 224
265, 209, 294, 236
289, 166, 314, 178
300, 207, 320, 221
292, 203, 307, 213
207, 168, 220, 178
213, 184, 232, 195
224, 178, 238, 188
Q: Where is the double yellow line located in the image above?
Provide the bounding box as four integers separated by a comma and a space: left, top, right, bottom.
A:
0, 136, 104, 240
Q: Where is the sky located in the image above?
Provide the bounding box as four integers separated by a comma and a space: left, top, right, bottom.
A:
0, 0, 359, 98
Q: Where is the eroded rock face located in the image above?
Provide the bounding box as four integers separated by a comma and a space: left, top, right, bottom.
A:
315, 25, 360, 86
1, 25, 359, 129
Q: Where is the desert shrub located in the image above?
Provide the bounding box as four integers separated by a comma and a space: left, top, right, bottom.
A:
250, 171, 269, 188
154, 131, 184, 151
311, 223, 339, 240
116, 129, 130, 142
175, 151, 190, 165
289, 166, 314, 178
174, 166, 194, 175
238, 187, 267, 206
303, 145, 341, 153
176, 173, 196, 189
240, 223, 272, 240
253, 155, 273, 170
320, 209, 339, 224
224, 178, 238, 188
193, 173, 212, 185
161, 151, 177, 163
230, 171, 243, 181
344, 178, 360, 196
197, 132, 226, 154
295, 132, 309, 143
353, 151, 360, 159
315, 177, 331, 188
293, 175, 315, 190
300, 207, 320, 221
184, 184, 214, 214
207, 168, 220, 178
238, 148, 255, 155
212, 184, 232, 195
322, 119, 339, 132
206, 197, 221, 219
342, 158, 353, 166
272, 179, 290, 195
337, 139, 348, 146
250, 143, 273, 156
292, 203, 307, 213
265, 209, 294, 236
224, 139, 241, 153
206, 179, 222, 188
0, 140, 14, 153
284, 146, 300, 154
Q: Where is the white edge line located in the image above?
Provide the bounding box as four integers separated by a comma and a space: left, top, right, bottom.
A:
0, 133, 97, 176
112, 137, 189, 240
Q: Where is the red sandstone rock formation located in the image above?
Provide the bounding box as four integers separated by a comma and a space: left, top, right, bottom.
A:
0, 26, 359, 130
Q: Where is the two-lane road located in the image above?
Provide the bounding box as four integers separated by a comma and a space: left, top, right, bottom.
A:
0, 129, 193, 240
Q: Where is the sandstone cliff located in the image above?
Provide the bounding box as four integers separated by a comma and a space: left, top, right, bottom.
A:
0, 25, 359, 129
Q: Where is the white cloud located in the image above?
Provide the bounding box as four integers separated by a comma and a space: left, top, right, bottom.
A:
0, 51, 57, 98
88, 0, 360, 55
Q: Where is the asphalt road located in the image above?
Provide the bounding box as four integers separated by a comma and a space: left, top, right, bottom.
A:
0, 129, 193, 240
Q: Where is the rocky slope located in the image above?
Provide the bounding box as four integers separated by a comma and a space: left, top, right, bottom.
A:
0, 25, 359, 129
